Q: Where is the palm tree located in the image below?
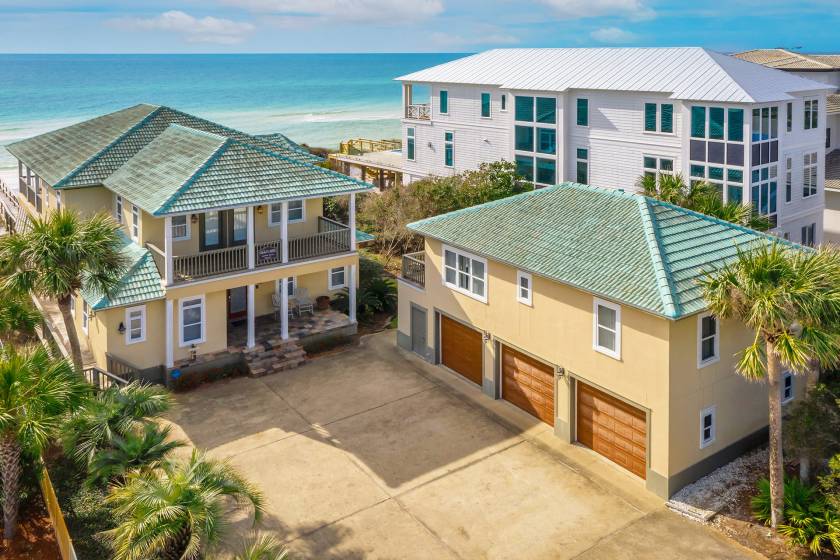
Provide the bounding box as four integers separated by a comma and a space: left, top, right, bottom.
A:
86, 423, 184, 487
234, 533, 289, 560
0, 345, 87, 540
638, 173, 770, 231
105, 450, 265, 560
0, 293, 41, 346
0, 209, 128, 370
700, 242, 840, 528
62, 381, 173, 468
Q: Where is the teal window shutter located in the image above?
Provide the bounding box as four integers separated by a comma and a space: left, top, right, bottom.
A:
577, 98, 588, 126
660, 104, 673, 133
536, 97, 556, 124
515, 96, 534, 122
691, 106, 706, 138
440, 91, 448, 114
481, 93, 491, 117
644, 103, 657, 132
709, 107, 724, 139
727, 108, 743, 141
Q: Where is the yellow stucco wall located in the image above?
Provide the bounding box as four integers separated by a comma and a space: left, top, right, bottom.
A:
62, 187, 116, 219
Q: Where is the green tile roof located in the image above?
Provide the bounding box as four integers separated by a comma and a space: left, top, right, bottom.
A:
6, 104, 321, 189
408, 183, 794, 319
81, 232, 165, 310
355, 229, 376, 243
103, 124, 372, 216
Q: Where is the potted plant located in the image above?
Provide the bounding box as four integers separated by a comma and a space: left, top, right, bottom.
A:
316, 295, 330, 310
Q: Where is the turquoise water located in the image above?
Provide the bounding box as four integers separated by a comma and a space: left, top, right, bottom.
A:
0, 53, 461, 185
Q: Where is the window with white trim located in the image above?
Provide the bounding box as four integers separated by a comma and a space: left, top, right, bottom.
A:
131, 204, 139, 240
406, 127, 415, 161
115, 195, 123, 223
803, 152, 818, 198
82, 301, 89, 335
125, 305, 146, 344
288, 200, 304, 223
179, 296, 205, 346
443, 245, 487, 302
697, 313, 719, 367
593, 299, 620, 359
782, 371, 794, 404
804, 99, 818, 130
171, 215, 189, 240
288, 276, 296, 296
269, 200, 304, 225
700, 406, 716, 448
785, 156, 792, 203
516, 271, 532, 306
643, 156, 674, 179
801, 223, 816, 247
328, 266, 346, 290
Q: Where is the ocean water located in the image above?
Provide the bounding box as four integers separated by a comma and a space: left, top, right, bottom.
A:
0, 53, 461, 186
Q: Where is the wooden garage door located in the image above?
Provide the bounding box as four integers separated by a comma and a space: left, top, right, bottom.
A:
577, 383, 647, 479
440, 315, 483, 385
501, 345, 554, 426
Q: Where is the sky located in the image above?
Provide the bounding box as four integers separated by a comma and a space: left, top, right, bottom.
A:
1, 0, 839, 54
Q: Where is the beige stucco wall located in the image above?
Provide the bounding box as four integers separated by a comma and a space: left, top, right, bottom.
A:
62, 187, 116, 219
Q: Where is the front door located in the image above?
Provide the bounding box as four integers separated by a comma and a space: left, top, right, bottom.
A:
411, 306, 427, 355
228, 287, 247, 322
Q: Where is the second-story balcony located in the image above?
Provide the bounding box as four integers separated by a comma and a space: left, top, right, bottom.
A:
400, 251, 425, 288
405, 103, 430, 120
147, 216, 354, 285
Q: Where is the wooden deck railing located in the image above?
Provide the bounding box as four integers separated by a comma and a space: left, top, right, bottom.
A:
255, 239, 283, 267
0, 179, 29, 232
173, 244, 248, 282
405, 103, 430, 120
338, 138, 401, 155
106, 353, 141, 382
401, 251, 425, 288
289, 217, 351, 262
82, 366, 129, 391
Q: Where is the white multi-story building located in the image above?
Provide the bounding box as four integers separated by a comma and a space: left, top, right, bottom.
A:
733, 49, 840, 243
397, 48, 833, 244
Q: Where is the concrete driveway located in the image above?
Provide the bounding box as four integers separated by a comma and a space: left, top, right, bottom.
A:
166, 331, 760, 560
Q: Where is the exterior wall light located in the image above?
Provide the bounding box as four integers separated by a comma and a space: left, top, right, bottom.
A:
117, 322, 126, 335
190, 214, 198, 224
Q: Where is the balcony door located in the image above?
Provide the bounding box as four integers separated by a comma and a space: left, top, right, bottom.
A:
199, 208, 248, 251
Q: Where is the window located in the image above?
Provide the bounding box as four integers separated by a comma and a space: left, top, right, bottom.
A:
480, 92, 491, 118
786, 102, 792, 132
443, 245, 487, 302
709, 107, 725, 140
593, 299, 620, 359
751, 165, 778, 225
643, 156, 674, 178
179, 296, 205, 346
700, 406, 716, 448
439, 90, 448, 114
691, 106, 706, 138
82, 301, 89, 335
576, 148, 588, 184
328, 266, 346, 290
406, 127, 415, 161
643, 102, 674, 133
782, 371, 794, 404
536, 97, 556, 124
785, 157, 792, 203
803, 152, 818, 198
697, 313, 719, 367
515, 155, 533, 182
171, 215, 190, 240
287, 200, 304, 223
55, 190, 61, 211
204, 211, 220, 246
728, 108, 743, 141
125, 305, 146, 344
232, 207, 247, 242
516, 270, 532, 306
444, 131, 454, 167
515, 96, 534, 122
576, 98, 588, 126
536, 158, 556, 186
515, 126, 534, 152
537, 128, 556, 154
804, 99, 818, 130
115, 195, 123, 223
801, 223, 816, 247
644, 103, 657, 132
131, 205, 139, 240
500, 94, 507, 111
287, 276, 296, 296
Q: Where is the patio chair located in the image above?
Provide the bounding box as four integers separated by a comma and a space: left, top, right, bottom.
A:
296, 287, 315, 316
272, 293, 296, 321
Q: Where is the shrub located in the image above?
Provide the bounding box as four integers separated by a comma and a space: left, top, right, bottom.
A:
332, 277, 397, 320
753, 476, 840, 555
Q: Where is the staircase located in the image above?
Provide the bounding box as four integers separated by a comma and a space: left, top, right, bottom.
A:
242, 336, 307, 377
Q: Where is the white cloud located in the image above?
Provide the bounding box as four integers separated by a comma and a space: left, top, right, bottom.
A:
590, 26, 638, 43
430, 30, 519, 48
538, 0, 655, 21
109, 10, 255, 44
222, 0, 444, 23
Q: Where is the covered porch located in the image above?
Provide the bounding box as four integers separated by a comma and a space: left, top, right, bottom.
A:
228, 308, 353, 349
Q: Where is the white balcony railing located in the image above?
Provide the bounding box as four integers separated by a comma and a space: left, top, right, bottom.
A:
405, 103, 430, 120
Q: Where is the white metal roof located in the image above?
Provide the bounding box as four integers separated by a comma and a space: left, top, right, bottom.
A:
396, 48, 834, 103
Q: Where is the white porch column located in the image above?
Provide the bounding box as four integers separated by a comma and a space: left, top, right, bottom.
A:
349, 193, 356, 251
246, 284, 255, 348
247, 206, 255, 270
164, 216, 173, 286
280, 277, 289, 340
165, 299, 174, 368
349, 264, 357, 323
281, 201, 289, 263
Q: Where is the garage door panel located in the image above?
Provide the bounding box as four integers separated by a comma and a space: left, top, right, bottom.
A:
501, 345, 554, 426
577, 383, 647, 479
441, 316, 483, 386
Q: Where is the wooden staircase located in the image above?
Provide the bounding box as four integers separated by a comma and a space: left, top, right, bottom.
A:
242, 336, 307, 377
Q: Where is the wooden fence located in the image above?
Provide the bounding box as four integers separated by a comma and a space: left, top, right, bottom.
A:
40, 467, 78, 560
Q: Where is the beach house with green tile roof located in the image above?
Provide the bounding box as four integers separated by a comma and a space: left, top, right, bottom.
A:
6, 104, 373, 377
396, 182, 804, 498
